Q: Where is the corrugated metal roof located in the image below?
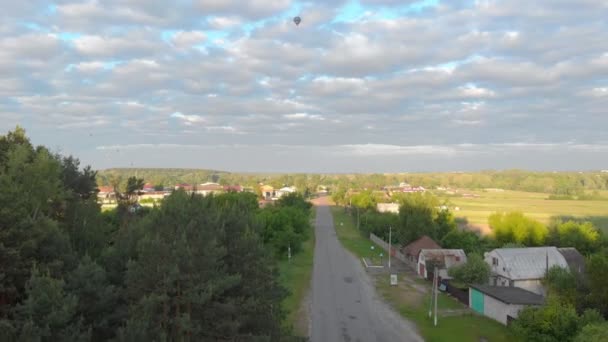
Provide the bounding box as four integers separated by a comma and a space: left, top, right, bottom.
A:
470, 284, 545, 305
420, 249, 467, 259
491, 247, 568, 280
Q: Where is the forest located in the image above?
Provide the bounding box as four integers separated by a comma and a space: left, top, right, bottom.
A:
0, 128, 311, 341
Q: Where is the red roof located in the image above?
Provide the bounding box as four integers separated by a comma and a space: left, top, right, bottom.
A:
224, 185, 243, 192
98, 186, 114, 193
402, 236, 441, 258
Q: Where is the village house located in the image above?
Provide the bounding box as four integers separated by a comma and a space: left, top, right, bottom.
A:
260, 185, 275, 200
417, 249, 467, 279
276, 186, 297, 199
484, 246, 570, 295
97, 186, 116, 204
401, 236, 441, 270
138, 191, 168, 202
376, 203, 400, 214
469, 284, 544, 325
196, 182, 224, 196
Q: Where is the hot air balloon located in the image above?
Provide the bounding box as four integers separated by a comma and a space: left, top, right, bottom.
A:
293, 16, 301, 26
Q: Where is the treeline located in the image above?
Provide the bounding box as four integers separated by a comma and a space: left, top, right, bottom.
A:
100, 169, 608, 197
340, 190, 608, 341
0, 128, 311, 341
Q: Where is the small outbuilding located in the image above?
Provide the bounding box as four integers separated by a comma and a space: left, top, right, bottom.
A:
401, 236, 441, 269
417, 249, 467, 279
469, 284, 544, 325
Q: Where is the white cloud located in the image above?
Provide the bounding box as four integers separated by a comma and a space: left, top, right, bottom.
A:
170, 112, 206, 124
170, 30, 206, 48
283, 113, 325, 120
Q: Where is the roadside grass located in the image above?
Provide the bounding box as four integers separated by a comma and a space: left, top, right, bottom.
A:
376, 275, 515, 342
330, 205, 515, 342
438, 189, 608, 233
277, 212, 316, 336
330, 207, 384, 261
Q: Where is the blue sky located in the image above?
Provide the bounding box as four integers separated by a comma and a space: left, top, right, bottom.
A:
1, 0, 607, 172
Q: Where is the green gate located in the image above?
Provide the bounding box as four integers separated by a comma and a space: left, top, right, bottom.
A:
471, 289, 485, 314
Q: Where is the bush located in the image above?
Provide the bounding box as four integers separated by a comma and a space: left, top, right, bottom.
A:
574, 322, 608, 342
511, 300, 580, 342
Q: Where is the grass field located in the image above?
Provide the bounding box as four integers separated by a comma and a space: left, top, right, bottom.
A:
437, 190, 608, 233
330, 206, 513, 341
278, 214, 316, 336
330, 207, 384, 262
377, 276, 515, 342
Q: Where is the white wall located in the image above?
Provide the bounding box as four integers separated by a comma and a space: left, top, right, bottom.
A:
514, 280, 544, 296
483, 295, 527, 325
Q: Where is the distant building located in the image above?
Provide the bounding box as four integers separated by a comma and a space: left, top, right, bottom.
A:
196, 182, 223, 196
260, 185, 275, 200
276, 186, 297, 199
469, 284, 544, 325
97, 186, 116, 204
377, 203, 400, 214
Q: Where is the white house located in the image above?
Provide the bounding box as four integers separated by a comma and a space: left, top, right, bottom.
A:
276, 186, 297, 199
417, 249, 467, 279
196, 182, 224, 196
376, 203, 400, 214
469, 284, 544, 325
484, 247, 569, 295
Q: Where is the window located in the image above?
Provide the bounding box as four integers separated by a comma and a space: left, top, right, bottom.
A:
455, 256, 460, 262
492, 257, 498, 266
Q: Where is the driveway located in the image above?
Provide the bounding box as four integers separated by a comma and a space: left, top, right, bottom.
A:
310, 200, 423, 342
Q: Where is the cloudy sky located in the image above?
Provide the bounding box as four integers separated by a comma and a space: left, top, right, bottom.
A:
1, 0, 607, 172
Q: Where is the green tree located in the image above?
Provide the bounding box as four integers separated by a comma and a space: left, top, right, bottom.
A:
14, 267, 90, 341
441, 230, 486, 255
547, 221, 601, 255
511, 299, 580, 342
395, 193, 445, 244
489, 212, 548, 246
574, 322, 608, 342
544, 265, 578, 307
586, 252, 608, 317
448, 254, 490, 286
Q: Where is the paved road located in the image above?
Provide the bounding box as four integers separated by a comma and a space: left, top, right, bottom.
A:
310, 202, 423, 342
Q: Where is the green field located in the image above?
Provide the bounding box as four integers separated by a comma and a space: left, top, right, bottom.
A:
277, 214, 316, 336
438, 190, 608, 233
330, 207, 384, 262
330, 206, 513, 341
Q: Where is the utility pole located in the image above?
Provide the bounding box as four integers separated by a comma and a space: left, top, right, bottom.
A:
434, 266, 438, 326
388, 226, 392, 269
428, 266, 434, 319
288, 244, 291, 262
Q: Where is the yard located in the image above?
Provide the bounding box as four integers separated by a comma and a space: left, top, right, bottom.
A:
437, 189, 608, 234
330, 206, 515, 342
